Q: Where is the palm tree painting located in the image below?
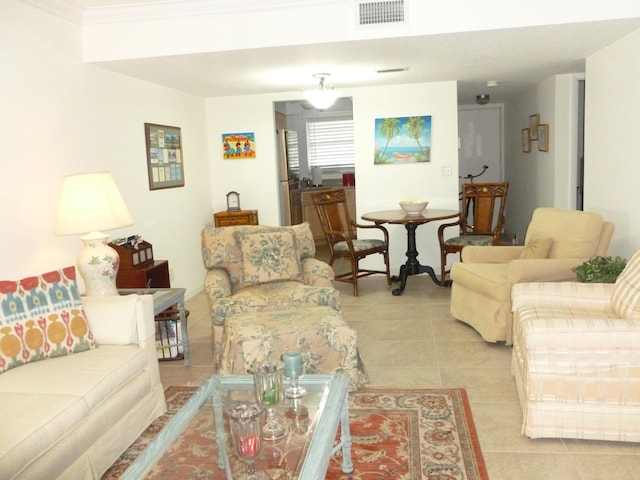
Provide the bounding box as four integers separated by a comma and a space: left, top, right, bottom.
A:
374, 115, 431, 164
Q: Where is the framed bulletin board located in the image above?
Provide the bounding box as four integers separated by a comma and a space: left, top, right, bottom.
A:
144, 123, 185, 190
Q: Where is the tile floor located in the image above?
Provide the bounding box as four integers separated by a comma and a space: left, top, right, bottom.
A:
159, 256, 640, 480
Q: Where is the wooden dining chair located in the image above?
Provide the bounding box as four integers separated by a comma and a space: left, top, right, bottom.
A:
312, 189, 391, 296
437, 181, 509, 286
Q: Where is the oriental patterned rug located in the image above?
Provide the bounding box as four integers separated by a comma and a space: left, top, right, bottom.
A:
103, 386, 488, 480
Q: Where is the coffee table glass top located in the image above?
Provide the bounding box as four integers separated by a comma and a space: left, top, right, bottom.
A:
120, 374, 351, 479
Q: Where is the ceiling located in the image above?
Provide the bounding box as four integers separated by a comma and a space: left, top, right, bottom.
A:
42, 1, 640, 104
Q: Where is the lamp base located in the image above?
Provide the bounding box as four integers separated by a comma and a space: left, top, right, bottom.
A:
77, 232, 120, 296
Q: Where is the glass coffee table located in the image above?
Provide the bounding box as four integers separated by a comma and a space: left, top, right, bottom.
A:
120, 374, 353, 479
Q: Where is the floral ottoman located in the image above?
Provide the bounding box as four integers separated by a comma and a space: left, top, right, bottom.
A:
219, 306, 368, 390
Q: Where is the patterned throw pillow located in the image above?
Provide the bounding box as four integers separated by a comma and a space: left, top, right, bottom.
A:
519, 237, 553, 259
611, 249, 640, 319
289, 222, 316, 259
235, 230, 302, 289
0, 266, 95, 374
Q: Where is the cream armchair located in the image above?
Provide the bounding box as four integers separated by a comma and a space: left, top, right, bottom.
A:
449, 207, 614, 343
201, 222, 341, 367
510, 249, 640, 441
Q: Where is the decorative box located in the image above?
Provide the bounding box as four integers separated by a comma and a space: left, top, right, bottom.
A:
109, 240, 154, 269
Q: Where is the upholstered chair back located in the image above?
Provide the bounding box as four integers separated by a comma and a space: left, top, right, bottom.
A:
524, 208, 609, 259
201, 222, 316, 291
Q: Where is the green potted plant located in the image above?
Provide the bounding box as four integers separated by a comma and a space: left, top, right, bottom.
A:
572, 255, 627, 283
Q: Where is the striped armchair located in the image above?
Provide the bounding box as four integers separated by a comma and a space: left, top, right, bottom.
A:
510, 249, 640, 441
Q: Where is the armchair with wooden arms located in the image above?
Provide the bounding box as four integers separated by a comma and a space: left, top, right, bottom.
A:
449, 207, 615, 344
312, 188, 391, 296
437, 182, 509, 286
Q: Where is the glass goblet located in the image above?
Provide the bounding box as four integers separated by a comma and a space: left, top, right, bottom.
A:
252, 361, 288, 441
283, 351, 306, 399
228, 403, 269, 480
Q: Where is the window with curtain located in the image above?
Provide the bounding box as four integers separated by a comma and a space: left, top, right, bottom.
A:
306, 118, 354, 170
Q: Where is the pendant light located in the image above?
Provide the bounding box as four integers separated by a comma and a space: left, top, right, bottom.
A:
303, 73, 338, 110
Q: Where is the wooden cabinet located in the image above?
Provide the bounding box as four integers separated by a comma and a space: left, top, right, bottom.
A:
214, 209, 259, 227
301, 187, 356, 246
116, 260, 170, 289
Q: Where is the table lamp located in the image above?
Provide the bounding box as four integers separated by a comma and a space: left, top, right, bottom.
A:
55, 172, 134, 296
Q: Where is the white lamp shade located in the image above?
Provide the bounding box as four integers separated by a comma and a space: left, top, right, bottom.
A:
56, 172, 134, 296
56, 172, 133, 236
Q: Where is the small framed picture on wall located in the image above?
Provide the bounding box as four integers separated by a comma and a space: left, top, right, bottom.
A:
528, 114, 540, 140
144, 123, 185, 190
538, 124, 549, 152
521, 128, 531, 153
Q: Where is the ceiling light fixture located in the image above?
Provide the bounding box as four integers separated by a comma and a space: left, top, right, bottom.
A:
303, 73, 338, 110
475, 94, 490, 105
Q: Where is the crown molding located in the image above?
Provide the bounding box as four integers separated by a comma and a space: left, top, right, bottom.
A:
23, 0, 85, 24
24, 0, 346, 25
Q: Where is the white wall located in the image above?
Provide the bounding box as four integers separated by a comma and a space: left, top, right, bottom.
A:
4, 1, 639, 295
82, 1, 640, 63
584, 29, 640, 258
206, 81, 459, 272
504, 77, 555, 240
0, 1, 210, 297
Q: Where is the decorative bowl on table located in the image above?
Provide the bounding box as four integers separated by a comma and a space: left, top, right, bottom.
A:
399, 200, 428, 215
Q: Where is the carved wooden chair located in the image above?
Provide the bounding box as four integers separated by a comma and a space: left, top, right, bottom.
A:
312, 189, 391, 296
437, 181, 509, 286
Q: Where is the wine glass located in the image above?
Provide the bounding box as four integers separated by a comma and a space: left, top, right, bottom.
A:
228, 403, 269, 480
283, 351, 306, 399
252, 361, 288, 440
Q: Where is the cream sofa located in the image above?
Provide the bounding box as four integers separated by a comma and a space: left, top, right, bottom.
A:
0, 293, 166, 479
510, 249, 640, 442
450, 208, 614, 343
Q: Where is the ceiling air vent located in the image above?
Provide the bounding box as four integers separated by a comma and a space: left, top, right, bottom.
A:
357, 0, 405, 26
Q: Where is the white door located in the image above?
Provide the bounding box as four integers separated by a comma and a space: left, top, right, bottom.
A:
457, 106, 503, 189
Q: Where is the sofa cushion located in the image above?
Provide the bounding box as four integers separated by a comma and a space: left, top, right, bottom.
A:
519, 237, 553, 259
0, 267, 95, 374
611, 250, 640, 320
82, 294, 138, 345
235, 230, 302, 288
0, 344, 151, 478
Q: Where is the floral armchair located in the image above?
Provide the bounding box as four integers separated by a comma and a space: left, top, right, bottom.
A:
201, 222, 342, 367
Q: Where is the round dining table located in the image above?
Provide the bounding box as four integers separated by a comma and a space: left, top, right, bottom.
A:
361, 209, 459, 295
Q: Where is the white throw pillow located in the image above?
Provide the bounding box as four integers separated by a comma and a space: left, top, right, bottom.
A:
82, 294, 139, 345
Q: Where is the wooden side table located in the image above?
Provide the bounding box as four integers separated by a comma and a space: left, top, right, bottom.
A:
119, 288, 190, 366
214, 209, 259, 227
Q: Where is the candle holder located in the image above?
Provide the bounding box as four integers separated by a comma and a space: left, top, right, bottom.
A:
283, 351, 306, 399
228, 403, 269, 480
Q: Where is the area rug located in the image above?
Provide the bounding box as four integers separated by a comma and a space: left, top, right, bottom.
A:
103, 386, 488, 480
